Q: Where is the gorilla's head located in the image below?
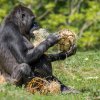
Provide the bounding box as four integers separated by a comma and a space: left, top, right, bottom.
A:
6, 5, 39, 40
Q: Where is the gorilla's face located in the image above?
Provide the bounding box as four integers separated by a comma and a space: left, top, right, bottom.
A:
12, 5, 39, 40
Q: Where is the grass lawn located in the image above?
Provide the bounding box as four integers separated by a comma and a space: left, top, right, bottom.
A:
0, 50, 100, 100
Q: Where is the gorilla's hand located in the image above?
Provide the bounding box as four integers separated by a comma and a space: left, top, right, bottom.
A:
46, 34, 61, 46
66, 44, 77, 57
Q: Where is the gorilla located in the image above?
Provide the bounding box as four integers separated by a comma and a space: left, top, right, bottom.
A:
0, 5, 76, 92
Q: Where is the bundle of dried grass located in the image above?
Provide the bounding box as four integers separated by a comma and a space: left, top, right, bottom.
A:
57, 29, 76, 51
26, 77, 61, 94
32, 28, 49, 47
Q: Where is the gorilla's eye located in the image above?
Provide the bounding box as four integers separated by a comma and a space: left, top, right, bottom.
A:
22, 13, 25, 19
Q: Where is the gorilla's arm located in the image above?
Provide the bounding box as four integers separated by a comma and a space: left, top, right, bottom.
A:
23, 36, 34, 50
47, 44, 77, 62
23, 36, 77, 62
7, 23, 60, 64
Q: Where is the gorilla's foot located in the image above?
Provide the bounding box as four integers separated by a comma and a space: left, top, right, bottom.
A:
61, 85, 80, 94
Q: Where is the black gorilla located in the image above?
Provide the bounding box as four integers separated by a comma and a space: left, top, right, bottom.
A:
0, 5, 76, 92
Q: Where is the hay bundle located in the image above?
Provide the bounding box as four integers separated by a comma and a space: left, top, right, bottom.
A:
57, 29, 76, 51
32, 28, 49, 47
26, 77, 60, 94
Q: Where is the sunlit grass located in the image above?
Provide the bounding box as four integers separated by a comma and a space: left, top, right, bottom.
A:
0, 50, 100, 100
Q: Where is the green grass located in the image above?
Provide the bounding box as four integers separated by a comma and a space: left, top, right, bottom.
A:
0, 50, 100, 100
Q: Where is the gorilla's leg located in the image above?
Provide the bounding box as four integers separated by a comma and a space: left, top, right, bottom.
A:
8, 63, 32, 85
31, 54, 79, 93
30, 55, 68, 92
